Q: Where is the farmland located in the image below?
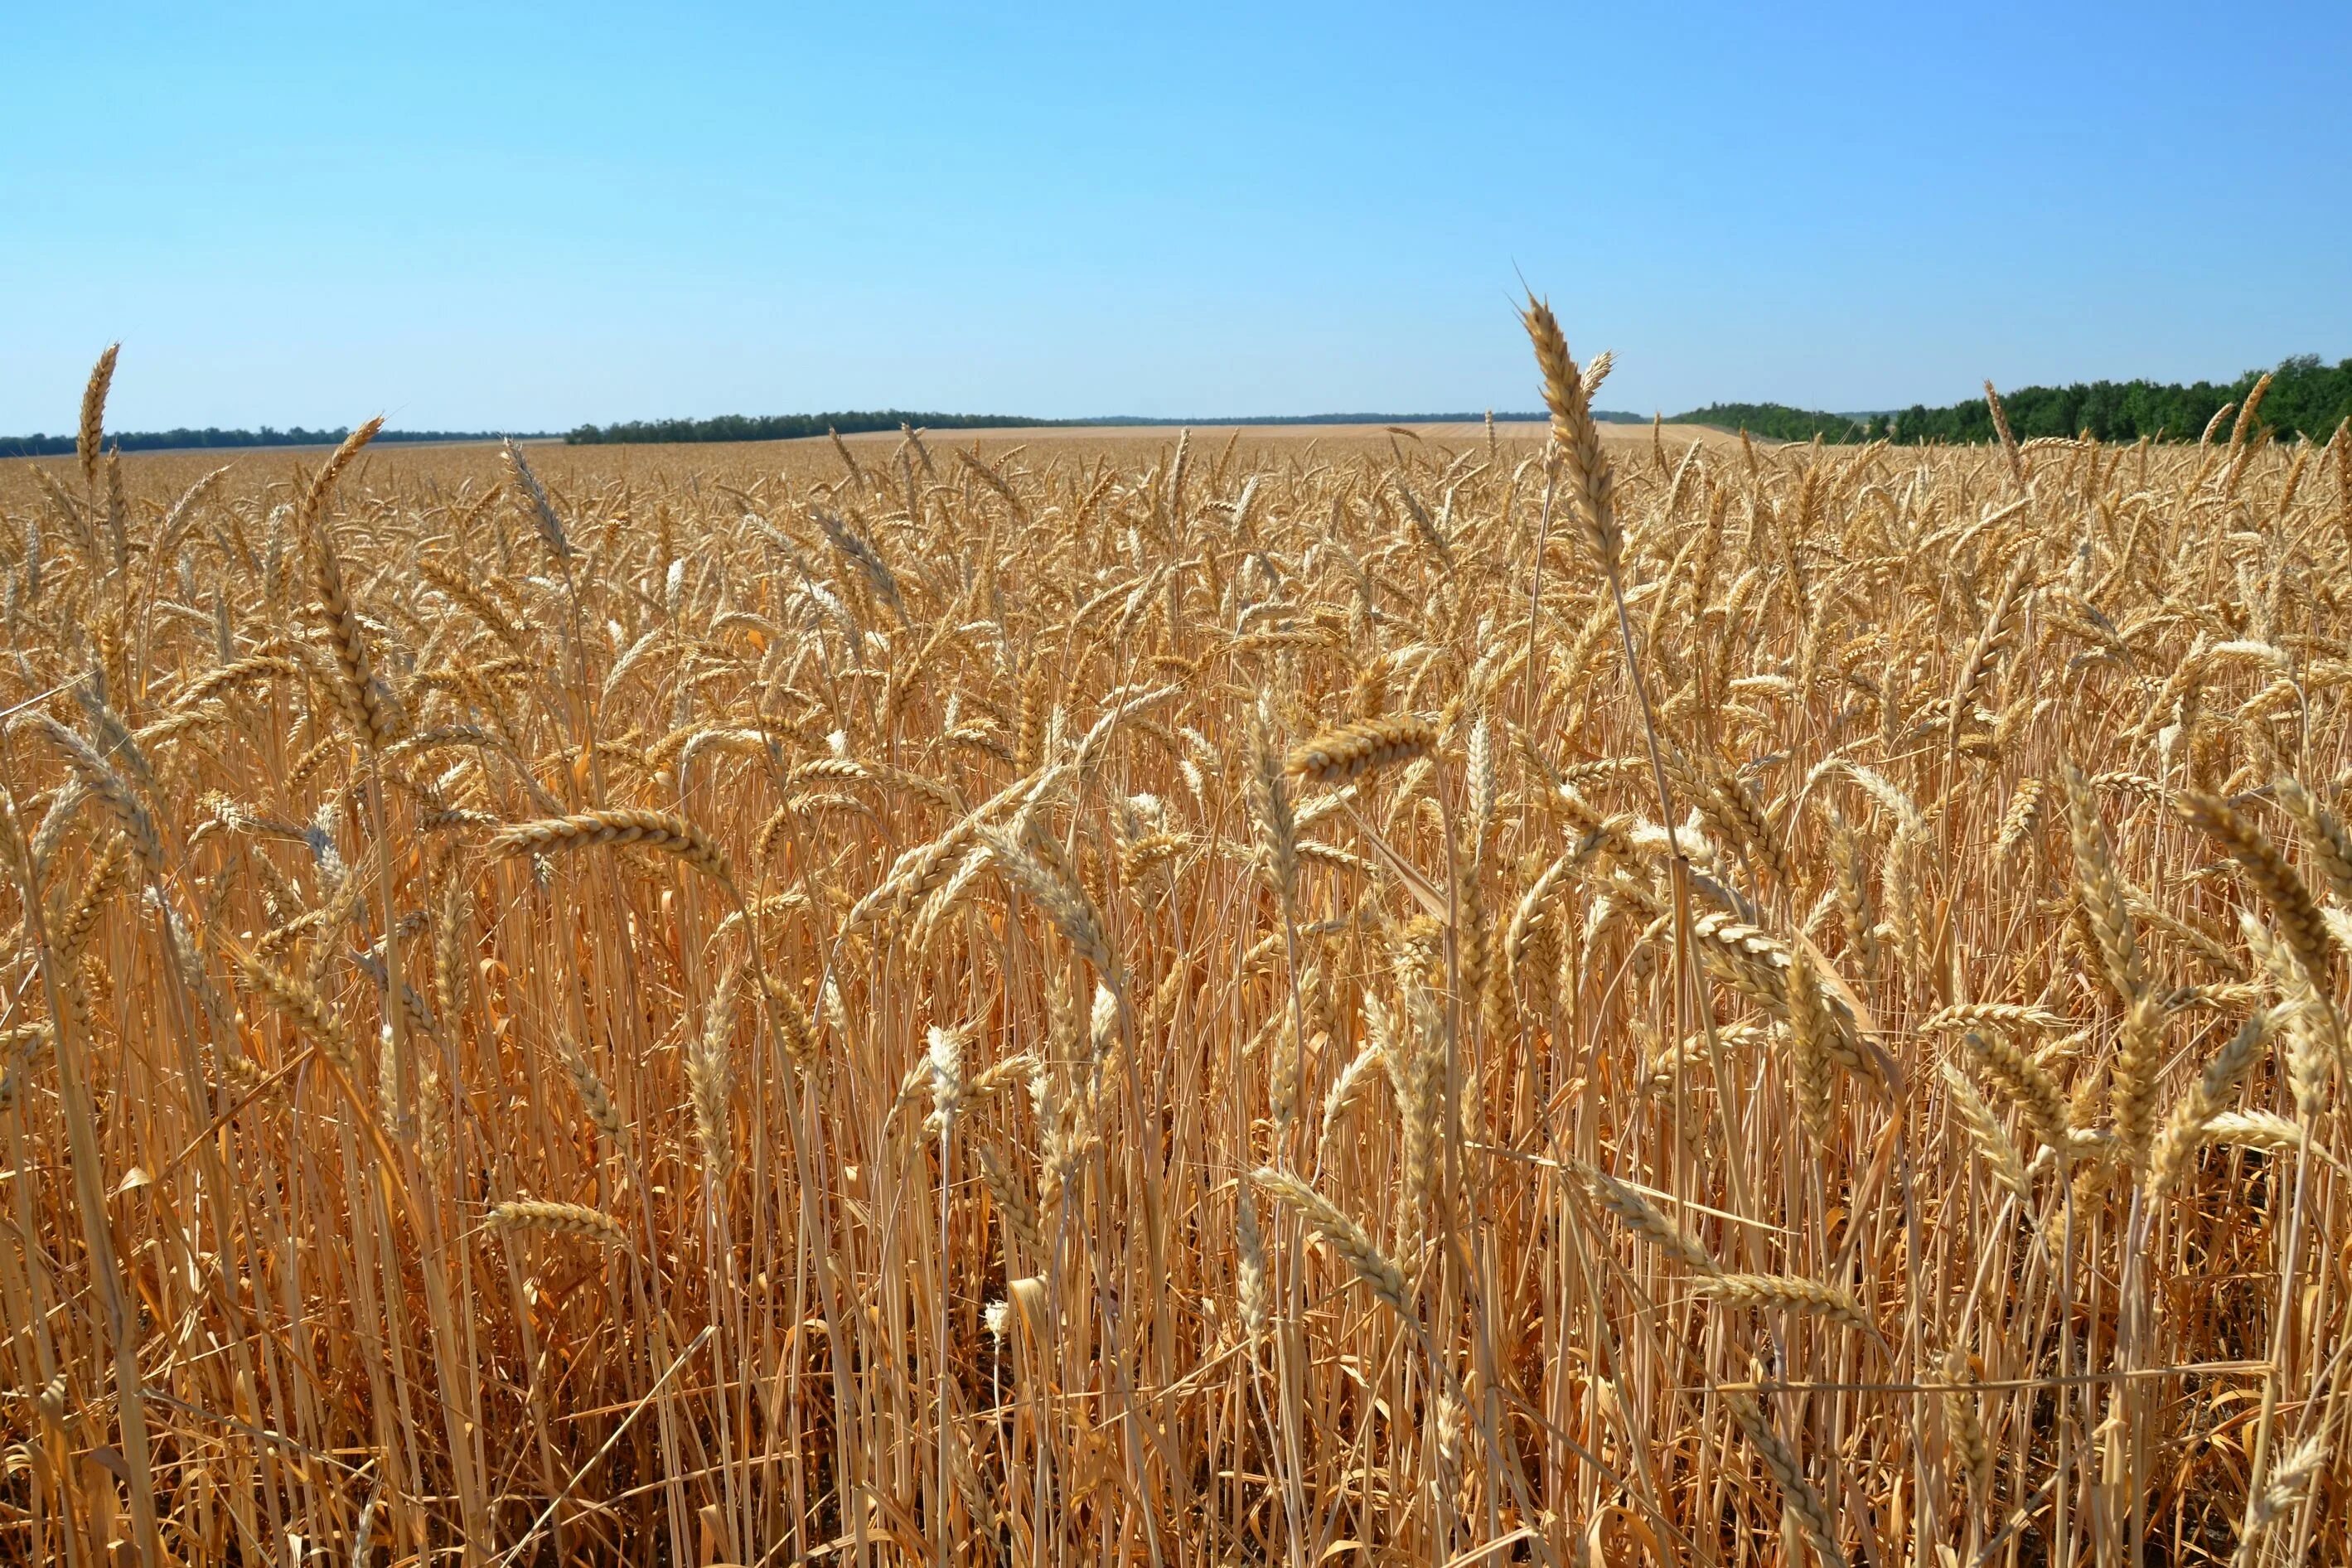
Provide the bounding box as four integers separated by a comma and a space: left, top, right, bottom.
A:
2, 321, 2350, 1565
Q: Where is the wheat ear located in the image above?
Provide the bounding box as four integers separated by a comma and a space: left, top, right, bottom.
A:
2180, 791, 2335, 986
77, 343, 119, 489
1575, 1159, 1722, 1276
1285, 716, 1436, 790
490, 809, 735, 890
486, 1200, 627, 1247
2147, 1006, 2286, 1197
1698, 1273, 1877, 1335
1250, 1165, 1416, 1323
1725, 1390, 1848, 1568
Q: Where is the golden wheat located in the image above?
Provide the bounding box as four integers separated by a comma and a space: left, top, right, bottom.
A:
2, 333, 2349, 1566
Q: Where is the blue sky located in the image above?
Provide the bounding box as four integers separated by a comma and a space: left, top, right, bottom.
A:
4, 2, 2348, 432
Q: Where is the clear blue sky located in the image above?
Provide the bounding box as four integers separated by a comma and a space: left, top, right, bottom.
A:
5, 2, 2349, 433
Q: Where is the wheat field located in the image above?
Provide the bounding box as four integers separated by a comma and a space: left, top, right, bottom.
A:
3, 315, 2350, 1566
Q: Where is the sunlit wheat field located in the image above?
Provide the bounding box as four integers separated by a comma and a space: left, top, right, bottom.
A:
4, 314, 2350, 1566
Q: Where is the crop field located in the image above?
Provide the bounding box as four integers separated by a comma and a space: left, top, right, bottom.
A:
4, 315, 2352, 1566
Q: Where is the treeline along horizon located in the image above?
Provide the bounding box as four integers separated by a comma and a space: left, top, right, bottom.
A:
0, 409, 1607, 455
0, 425, 548, 458
1677, 352, 2352, 444
559, 410, 1607, 443
563, 409, 1069, 443
12, 355, 2348, 456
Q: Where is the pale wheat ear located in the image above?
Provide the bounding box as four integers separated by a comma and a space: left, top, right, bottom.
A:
686, 965, 740, 1181
2181, 789, 2339, 989
1519, 294, 1620, 573
1725, 1387, 1849, 1568
2146, 1006, 2286, 1198
1250, 1164, 1416, 1324
18, 712, 163, 874
484, 1198, 628, 1248
77, 342, 119, 491
555, 1033, 626, 1144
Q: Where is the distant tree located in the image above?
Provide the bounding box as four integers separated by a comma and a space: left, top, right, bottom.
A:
1669, 403, 1869, 443
564, 410, 1067, 444
0, 425, 548, 457
1879, 357, 2352, 446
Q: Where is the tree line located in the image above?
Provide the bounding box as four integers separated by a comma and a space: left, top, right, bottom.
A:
19, 364, 2346, 458
559, 409, 1644, 443
1675, 355, 2352, 445
564, 410, 1065, 443
1873, 355, 2352, 443
1669, 403, 1870, 443
0, 426, 543, 458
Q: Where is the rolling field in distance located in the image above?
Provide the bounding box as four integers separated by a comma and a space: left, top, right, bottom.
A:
3, 317, 2350, 1565
2, 418, 1743, 503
